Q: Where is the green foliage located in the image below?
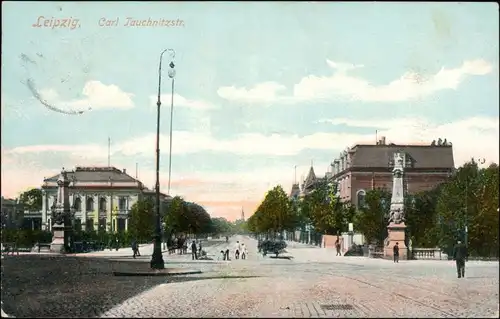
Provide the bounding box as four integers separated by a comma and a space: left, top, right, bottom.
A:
19, 188, 43, 211
353, 188, 391, 244
248, 185, 296, 236
301, 180, 342, 234
128, 198, 155, 242
163, 196, 213, 236
432, 160, 499, 257
210, 217, 233, 235
1, 229, 52, 247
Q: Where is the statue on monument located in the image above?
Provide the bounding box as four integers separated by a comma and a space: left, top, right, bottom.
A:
389, 207, 405, 224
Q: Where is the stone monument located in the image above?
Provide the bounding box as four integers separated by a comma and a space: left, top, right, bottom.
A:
384, 153, 408, 260
50, 168, 73, 254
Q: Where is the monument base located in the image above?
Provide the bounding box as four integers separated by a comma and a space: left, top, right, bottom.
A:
384, 223, 407, 260
51, 225, 69, 254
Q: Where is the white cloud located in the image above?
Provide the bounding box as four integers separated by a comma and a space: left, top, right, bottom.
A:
149, 94, 218, 110
6, 116, 498, 168
3, 115, 498, 218
217, 82, 287, 104
217, 59, 494, 104
39, 81, 135, 111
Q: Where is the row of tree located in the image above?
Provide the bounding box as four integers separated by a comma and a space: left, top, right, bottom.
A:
247, 160, 499, 258
128, 196, 243, 242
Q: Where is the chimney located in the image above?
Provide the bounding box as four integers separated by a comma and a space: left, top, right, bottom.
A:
123, 168, 127, 174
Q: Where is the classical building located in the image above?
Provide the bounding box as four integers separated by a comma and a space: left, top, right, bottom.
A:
328, 137, 455, 208
41, 166, 171, 232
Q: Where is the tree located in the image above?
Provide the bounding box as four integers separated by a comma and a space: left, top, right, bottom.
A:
300, 180, 348, 235
19, 188, 42, 211
405, 186, 441, 248
210, 217, 233, 235
128, 198, 155, 242
353, 189, 391, 244
163, 197, 212, 236
434, 160, 499, 257
247, 185, 295, 237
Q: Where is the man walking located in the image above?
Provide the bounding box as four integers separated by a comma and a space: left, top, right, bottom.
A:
234, 240, 241, 259
393, 242, 400, 263
453, 240, 468, 278
131, 239, 138, 259
335, 238, 342, 256
191, 240, 198, 260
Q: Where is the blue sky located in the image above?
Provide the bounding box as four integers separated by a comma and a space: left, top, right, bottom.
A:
2, 2, 498, 220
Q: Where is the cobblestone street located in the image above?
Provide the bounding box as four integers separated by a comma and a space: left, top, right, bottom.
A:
100, 236, 499, 318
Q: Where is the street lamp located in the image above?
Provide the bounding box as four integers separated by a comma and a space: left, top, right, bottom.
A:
150, 48, 175, 270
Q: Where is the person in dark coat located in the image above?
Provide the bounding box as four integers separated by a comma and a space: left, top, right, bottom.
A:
393, 242, 400, 263
191, 240, 198, 260
131, 240, 138, 258
335, 238, 341, 256
453, 240, 468, 278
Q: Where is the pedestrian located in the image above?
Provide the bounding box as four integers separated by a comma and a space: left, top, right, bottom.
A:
108, 239, 113, 251
191, 240, 198, 260
241, 243, 247, 260
198, 241, 203, 255
225, 248, 230, 261
115, 238, 119, 251
335, 238, 341, 256
131, 239, 138, 258
226, 236, 228, 243
453, 240, 468, 278
393, 242, 400, 263
234, 240, 241, 259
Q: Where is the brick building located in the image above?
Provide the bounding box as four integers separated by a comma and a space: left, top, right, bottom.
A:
328, 138, 455, 208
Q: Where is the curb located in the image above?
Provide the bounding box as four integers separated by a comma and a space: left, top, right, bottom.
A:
113, 269, 202, 277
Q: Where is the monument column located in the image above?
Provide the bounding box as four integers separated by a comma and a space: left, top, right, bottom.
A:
50, 169, 73, 254
384, 153, 408, 260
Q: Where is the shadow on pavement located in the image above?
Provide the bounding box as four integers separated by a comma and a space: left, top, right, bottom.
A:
1, 255, 169, 318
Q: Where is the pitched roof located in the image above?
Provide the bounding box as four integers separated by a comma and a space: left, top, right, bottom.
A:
44, 167, 138, 183
349, 145, 454, 169
303, 166, 317, 189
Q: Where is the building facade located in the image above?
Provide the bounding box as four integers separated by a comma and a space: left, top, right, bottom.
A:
41, 166, 171, 233
328, 138, 455, 208
1, 197, 24, 230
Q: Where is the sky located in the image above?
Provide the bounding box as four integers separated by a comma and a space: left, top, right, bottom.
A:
1, 2, 499, 221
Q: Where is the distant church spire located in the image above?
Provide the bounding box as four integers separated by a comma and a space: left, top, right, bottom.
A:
241, 207, 245, 221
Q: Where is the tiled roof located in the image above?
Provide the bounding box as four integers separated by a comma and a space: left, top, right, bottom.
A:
349, 145, 454, 169
44, 167, 139, 183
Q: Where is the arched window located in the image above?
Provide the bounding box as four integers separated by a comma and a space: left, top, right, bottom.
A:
356, 190, 366, 208
86, 197, 94, 212
99, 197, 107, 212
73, 197, 82, 211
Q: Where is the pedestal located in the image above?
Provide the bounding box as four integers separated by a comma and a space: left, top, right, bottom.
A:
51, 224, 70, 254
384, 223, 407, 260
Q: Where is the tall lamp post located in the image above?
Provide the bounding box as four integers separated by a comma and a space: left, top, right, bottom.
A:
150, 48, 176, 270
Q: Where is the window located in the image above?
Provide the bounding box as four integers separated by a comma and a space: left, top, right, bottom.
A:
118, 197, 126, 211
99, 197, 107, 212
357, 190, 366, 208
86, 198, 94, 212
73, 197, 82, 211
